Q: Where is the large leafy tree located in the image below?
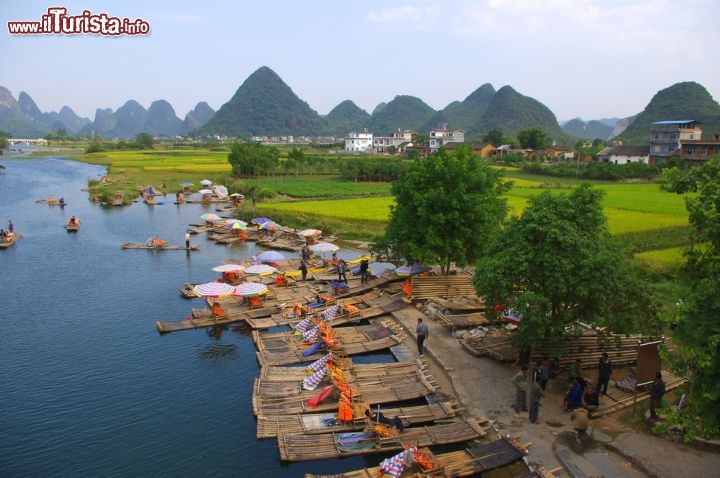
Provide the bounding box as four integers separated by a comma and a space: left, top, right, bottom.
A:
473, 184, 655, 351
660, 159, 720, 439
377, 146, 509, 274
517, 127, 550, 150
227, 141, 279, 178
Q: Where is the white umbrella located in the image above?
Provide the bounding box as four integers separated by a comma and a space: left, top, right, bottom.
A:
232, 282, 269, 298
192, 282, 235, 297
200, 179, 213, 186
310, 242, 339, 253
297, 229, 322, 237
257, 250, 285, 262
245, 264, 278, 275
212, 264, 245, 273
198, 189, 213, 195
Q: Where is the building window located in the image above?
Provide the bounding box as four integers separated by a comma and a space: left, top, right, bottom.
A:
667, 145, 675, 152
687, 147, 696, 154
701, 147, 707, 155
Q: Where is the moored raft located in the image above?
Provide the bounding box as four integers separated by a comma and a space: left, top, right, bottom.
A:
155, 305, 283, 333
258, 359, 424, 382
303, 436, 525, 477
254, 320, 405, 366
252, 367, 437, 416
0, 233, 21, 248
257, 401, 459, 439
277, 418, 489, 462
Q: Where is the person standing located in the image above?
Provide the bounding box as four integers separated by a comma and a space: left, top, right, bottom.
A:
648, 371, 666, 421
337, 259, 348, 284
416, 318, 428, 358
595, 352, 613, 396
299, 260, 308, 281
511, 365, 529, 414
359, 259, 369, 283
532, 360, 546, 389
571, 407, 589, 434
185, 231, 191, 249
8, 219, 13, 233
529, 380, 544, 424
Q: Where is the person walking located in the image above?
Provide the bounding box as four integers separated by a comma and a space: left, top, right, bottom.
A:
648, 371, 666, 421
416, 317, 428, 358
359, 259, 369, 283
595, 352, 613, 396
185, 231, 191, 249
529, 380, 544, 424
511, 365, 528, 415
299, 260, 308, 281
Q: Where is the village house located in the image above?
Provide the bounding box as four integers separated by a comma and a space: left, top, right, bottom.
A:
596, 145, 651, 164
679, 134, 720, 166
443, 141, 495, 158
345, 130, 374, 153
428, 127, 465, 153
373, 130, 413, 155
649, 120, 702, 164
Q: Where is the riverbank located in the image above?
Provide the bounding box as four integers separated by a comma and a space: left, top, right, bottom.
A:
389, 303, 720, 478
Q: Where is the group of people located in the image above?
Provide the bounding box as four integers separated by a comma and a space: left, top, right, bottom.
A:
1, 219, 14, 242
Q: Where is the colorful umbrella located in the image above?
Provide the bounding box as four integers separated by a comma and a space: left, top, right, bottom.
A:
258, 221, 279, 231
192, 282, 235, 297
297, 229, 322, 237
181, 181, 193, 186
251, 217, 273, 225
200, 213, 221, 222
212, 263, 245, 273
257, 250, 285, 262
310, 242, 339, 253
226, 221, 248, 230
200, 179, 213, 186
245, 264, 278, 275
232, 282, 268, 297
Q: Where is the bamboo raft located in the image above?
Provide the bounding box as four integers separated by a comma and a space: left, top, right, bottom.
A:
155, 305, 283, 333
257, 401, 459, 439
592, 369, 686, 417
121, 242, 198, 250
277, 419, 489, 462
259, 359, 425, 383
461, 335, 519, 362
246, 293, 405, 330
334, 271, 404, 299
252, 367, 437, 416
409, 275, 479, 300
254, 320, 405, 366
0, 234, 21, 248
304, 436, 526, 477
436, 312, 488, 329
35, 199, 67, 206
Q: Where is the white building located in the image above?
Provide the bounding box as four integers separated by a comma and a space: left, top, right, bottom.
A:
373, 130, 413, 154
596, 145, 650, 165
428, 128, 465, 152
345, 130, 374, 153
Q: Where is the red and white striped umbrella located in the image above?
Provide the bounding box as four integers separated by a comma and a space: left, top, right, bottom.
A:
232, 282, 268, 297
192, 282, 235, 297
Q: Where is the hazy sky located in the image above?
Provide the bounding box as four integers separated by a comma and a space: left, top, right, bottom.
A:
3, 0, 719, 123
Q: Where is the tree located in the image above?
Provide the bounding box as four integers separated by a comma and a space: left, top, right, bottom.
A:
0, 136, 8, 154
517, 127, 550, 150
376, 146, 509, 274
227, 141, 279, 178
134, 132, 154, 149
473, 184, 656, 351
482, 128, 503, 146
659, 159, 720, 439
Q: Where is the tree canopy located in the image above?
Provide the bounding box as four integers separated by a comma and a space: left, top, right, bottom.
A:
375, 146, 509, 274
660, 160, 720, 439
473, 184, 655, 351
517, 127, 551, 150
227, 141, 279, 178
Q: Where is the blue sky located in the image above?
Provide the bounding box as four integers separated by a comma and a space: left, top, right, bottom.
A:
3, 0, 719, 123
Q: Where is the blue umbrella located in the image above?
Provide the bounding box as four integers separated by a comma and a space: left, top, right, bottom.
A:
395, 263, 431, 277
181, 181, 193, 186
252, 217, 273, 225
257, 250, 285, 262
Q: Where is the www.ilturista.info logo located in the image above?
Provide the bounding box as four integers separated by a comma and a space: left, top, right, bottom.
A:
8, 7, 150, 36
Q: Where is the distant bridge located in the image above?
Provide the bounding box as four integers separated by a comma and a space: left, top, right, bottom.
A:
8, 138, 48, 146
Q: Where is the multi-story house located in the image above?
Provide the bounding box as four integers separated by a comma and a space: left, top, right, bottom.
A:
428, 127, 465, 153
345, 130, 373, 153
373, 130, 413, 154
679, 134, 720, 166
649, 120, 702, 164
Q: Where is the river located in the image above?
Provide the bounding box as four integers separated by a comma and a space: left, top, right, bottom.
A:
0, 155, 393, 477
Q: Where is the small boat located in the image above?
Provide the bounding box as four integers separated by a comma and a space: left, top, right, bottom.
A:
65, 217, 81, 232
35, 198, 67, 206
0, 233, 21, 249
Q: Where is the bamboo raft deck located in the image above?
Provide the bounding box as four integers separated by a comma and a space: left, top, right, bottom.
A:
304, 436, 526, 477
461, 334, 519, 362
277, 419, 489, 462
0, 234, 22, 248
592, 369, 686, 418
409, 275, 479, 300
254, 320, 405, 366
155, 305, 283, 333
252, 366, 438, 416
245, 293, 374, 330
121, 242, 198, 251
259, 359, 425, 383
436, 311, 488, 329
334, 272, 404, 299
257, 402, 458, 439
258, 401, 459, 439
246, 294, 406, 331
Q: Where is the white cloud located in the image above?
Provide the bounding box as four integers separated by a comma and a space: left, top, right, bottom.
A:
367, 5, 440, 26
